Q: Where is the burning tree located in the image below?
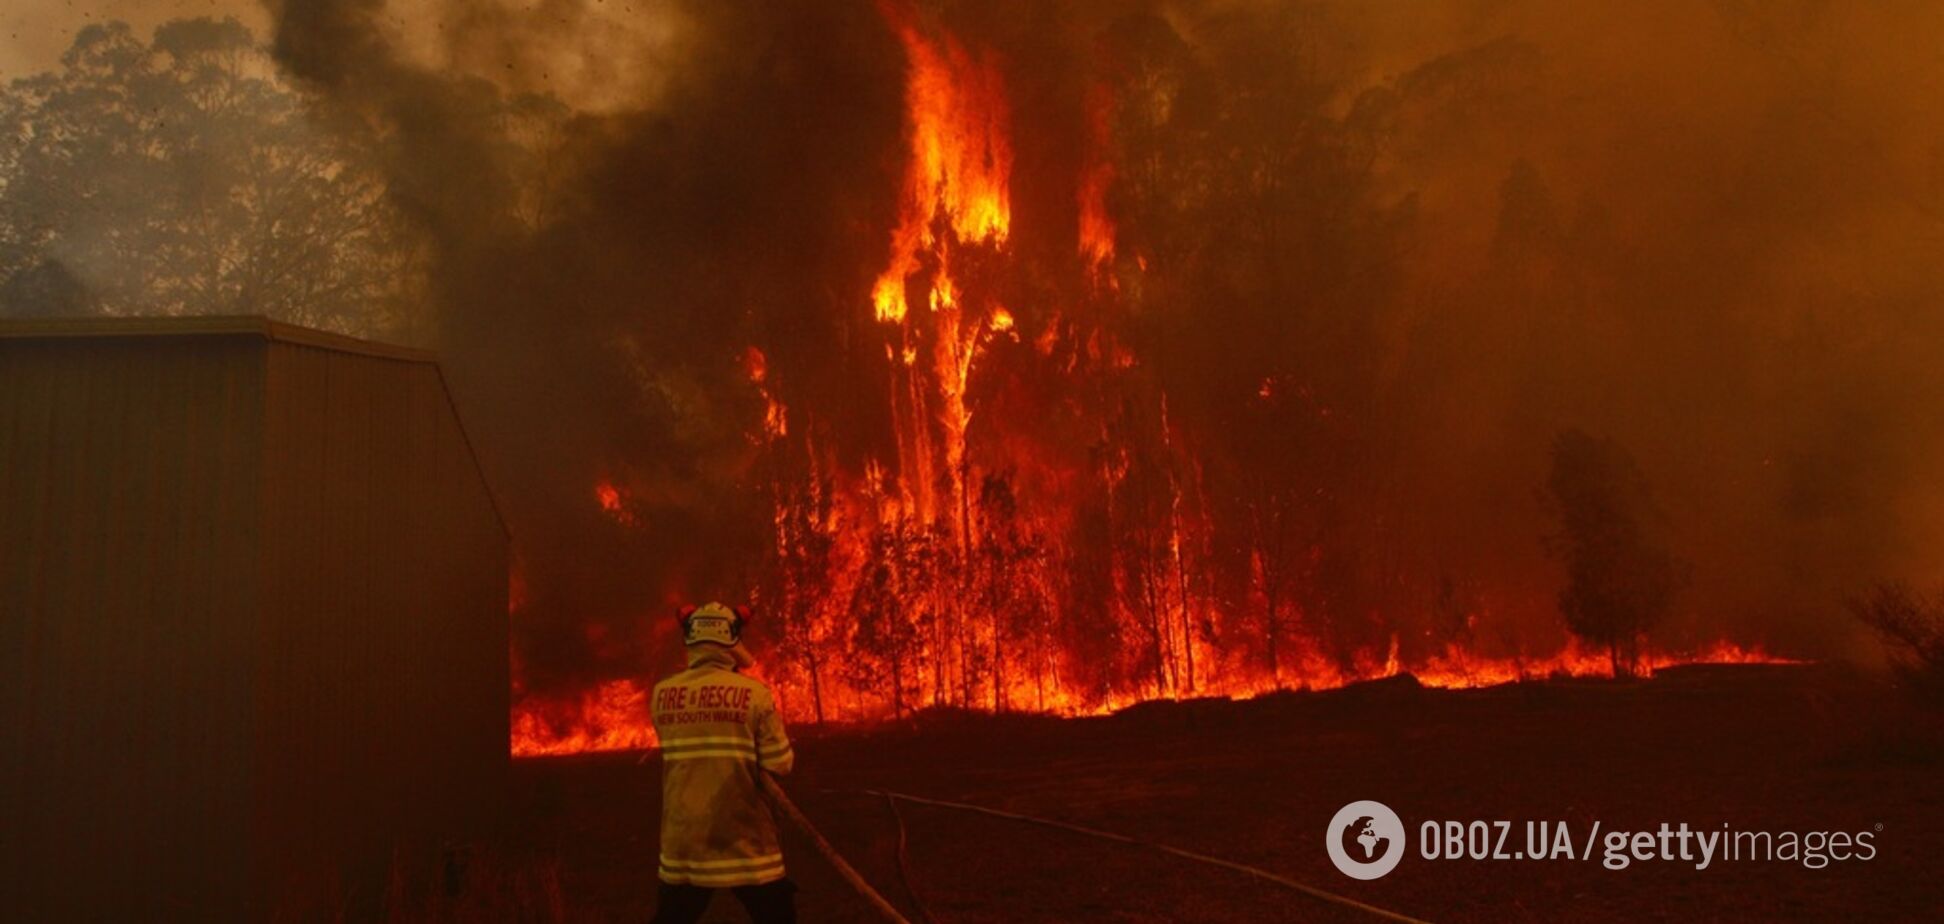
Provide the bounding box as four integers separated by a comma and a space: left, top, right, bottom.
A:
97, 0, 1817, 750
973, 473, 1049, 711
1545, 429, 1686, 676
760, 467, 841, 724
846, 524, 942, 719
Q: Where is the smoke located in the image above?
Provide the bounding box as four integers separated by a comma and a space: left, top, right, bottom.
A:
1303, 0, 1944, 659
252, 0, 1944, 695
266, 0, 906, 692
1, 1, 270, 77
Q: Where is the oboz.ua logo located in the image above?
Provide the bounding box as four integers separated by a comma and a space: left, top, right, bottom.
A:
1327, 800, 1406, 879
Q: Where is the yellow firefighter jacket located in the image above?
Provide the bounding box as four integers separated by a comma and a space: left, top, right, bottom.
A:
650, 644, 795, 886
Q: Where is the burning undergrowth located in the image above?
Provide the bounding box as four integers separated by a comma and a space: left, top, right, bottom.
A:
258, 1, 1944, 754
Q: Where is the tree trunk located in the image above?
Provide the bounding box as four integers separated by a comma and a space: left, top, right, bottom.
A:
1173, 527, 1195, 694
1144, 556, 1171, 696
932, 611, 947, 707
891, 657, 905, 719
992, 602, 1005, 712
809, 656, 826, 725
1265, 588, 1283, 686
1035, 651, 1046, 712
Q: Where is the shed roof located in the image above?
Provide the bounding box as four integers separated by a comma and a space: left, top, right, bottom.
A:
0, 314, 509, 538
0, 315, 434, 364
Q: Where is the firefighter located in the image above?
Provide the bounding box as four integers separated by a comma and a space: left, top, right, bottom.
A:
648, 602, 797, 924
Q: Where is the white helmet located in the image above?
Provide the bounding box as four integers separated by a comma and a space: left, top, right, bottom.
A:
678, 601, 747, 647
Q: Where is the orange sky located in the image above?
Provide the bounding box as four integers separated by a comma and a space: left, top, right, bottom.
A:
0, 1, 266, 79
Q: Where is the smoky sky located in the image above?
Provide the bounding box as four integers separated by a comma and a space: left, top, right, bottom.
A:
236, 0, 1944, 691
0, 1, 268, 77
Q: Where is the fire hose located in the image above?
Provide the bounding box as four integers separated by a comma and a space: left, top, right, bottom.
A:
759, 774, 1433, 924
855, 787, 1434, 924
759, 774, 915, 924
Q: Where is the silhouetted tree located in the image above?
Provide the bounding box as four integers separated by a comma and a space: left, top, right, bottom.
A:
975, 472, 1048, 710
1545, 429, 1685, 676
1849, 582, 1944, 704
0, 18, 416, 332
763, 473, 838, 724
847, 525, 935, 718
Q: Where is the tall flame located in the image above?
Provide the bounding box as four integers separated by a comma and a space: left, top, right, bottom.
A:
1078, 80, 1117, 280
503, 5, 1810, 759
870, 1, 1012, 324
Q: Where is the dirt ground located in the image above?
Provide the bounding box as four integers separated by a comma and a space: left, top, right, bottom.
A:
509, 665, 1942, 923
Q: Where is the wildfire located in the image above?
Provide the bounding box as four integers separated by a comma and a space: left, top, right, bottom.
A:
594, 479, 644, 528
1078, 81, 1117, 280
509, 640, 1800, 757
513, 679, 658, 757
744, 346, 788, 439
505, 5, 1812, 761
871, 0, 1012, 324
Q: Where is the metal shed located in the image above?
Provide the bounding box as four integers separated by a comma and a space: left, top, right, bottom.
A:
0, 316, 510, 920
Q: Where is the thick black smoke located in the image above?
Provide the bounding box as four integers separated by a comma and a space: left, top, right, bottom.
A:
267, 1, 912, 692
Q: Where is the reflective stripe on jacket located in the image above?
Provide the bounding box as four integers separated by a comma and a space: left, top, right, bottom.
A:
650, 645, 794, 886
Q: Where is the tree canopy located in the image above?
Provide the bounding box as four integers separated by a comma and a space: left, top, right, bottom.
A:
1546, 428, 1687, 674
0, 18, 417, 334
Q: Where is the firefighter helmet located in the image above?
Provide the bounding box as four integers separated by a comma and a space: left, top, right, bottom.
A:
678, 602, 747, 647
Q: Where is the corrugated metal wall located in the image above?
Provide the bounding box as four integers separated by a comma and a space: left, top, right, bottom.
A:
0, 335, 265, 919
257, 340, 510, 916
0, 323, 508, 921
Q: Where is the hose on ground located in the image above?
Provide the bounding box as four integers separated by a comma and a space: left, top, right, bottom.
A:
859, 788, 1435, 924
881, 790, 941, 924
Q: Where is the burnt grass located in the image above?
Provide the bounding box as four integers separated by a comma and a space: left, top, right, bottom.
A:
510, 664, 1942, 922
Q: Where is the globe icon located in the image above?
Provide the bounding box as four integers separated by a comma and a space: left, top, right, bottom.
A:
1327, 800, 1405, 880
1345, 816, 1388, 860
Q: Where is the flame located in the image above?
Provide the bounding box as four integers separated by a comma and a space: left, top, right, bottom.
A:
509, 639, 1800, 756
594, 480, 643, 527
745, 346, 788, 439
742, 345, 769, 383
863, 1, 1020, 532
1078, 81, 1117, 280
508, 7, 1810, 758
871, 1, 1012, 324
512, 679, 658, 757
